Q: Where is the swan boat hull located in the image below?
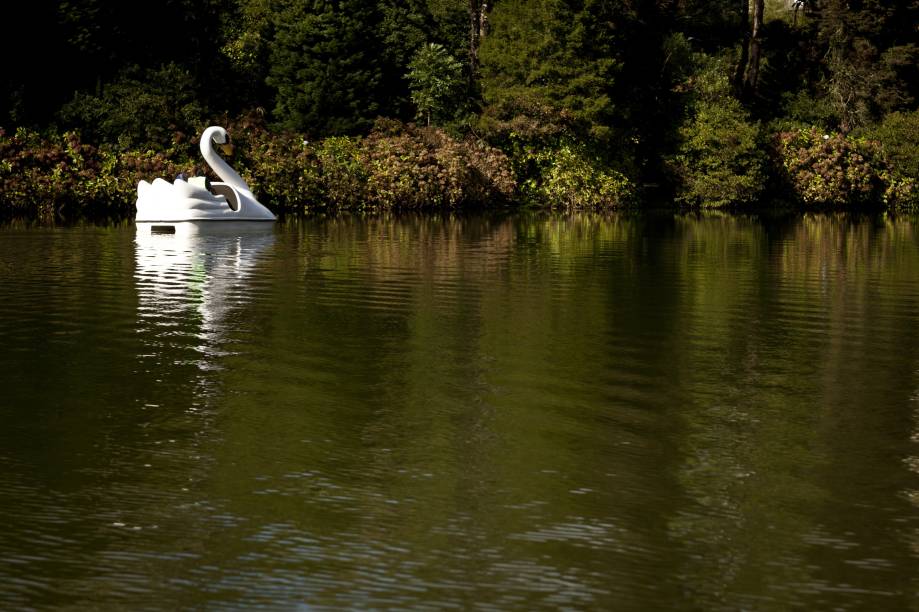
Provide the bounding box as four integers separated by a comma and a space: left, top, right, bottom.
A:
136, 179, 276, 224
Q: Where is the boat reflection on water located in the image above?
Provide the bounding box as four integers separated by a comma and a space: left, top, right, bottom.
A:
134, 221, 276, 380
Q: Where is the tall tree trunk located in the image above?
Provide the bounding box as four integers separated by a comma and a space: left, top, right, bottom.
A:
468, 1, 490, 88
733, 0, 750, 96
743, 0, 765, 97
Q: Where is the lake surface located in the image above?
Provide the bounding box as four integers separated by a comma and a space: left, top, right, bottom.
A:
1, 212, 918, 610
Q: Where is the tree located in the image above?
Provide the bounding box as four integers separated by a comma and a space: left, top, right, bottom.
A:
58, 63, 206, 149
425, 0, 472, 69
670, 54, 766, 207
467, 0, 492, 86
268, 0, 385, 136
744, 0, 765, 98
808, 0, 919, 130
377, 0, 434, 117
2, 0, 230, 129
479, 0, 623, 141
218, 0, 278, 112
406, 43, 465, 125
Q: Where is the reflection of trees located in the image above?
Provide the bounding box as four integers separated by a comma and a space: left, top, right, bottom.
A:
190, 212, 919, 607
203, 213, 692, 606
7, 215, 916, 607
667, 213, 919, 609
0, 226, 143, 477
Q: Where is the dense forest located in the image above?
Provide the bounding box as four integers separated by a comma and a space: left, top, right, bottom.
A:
1, 0, 918, 219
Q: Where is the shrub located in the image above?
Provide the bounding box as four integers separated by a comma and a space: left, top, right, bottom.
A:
774, 128, 892, 207
670, 98, 767, 207
317, 136, 371, 209
227, 118, 515, 212
869, 110, 919, 210
477, 96, 580, 152
514, 145, 635, 210
362, 121, 515, 209
476, 97, 634, 210
0, 128, 198, 220
242, 131, 324, 214
667, 53, 768, 208
0, 118, 517, 219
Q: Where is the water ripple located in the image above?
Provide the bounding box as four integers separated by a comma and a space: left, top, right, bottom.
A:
1, 215, 918, 609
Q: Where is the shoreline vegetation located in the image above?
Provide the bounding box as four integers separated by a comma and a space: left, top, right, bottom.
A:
2, 1, 918, 221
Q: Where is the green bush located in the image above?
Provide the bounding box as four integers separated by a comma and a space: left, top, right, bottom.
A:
869, 110, 919, 210
778, 90, 837, 133
316, 136, 371, 209
871, 111, 919, 179
670, 99, 767, 207
515, 145, 635, 210
227, 117, 514, 212
774, 128, 893, 207
475, 96, 634, 210
668, 54, 768, 208
362, 121, 515, 209
232, 128, 324, 214
477, 95, 581, 153
0, 128, 194, 220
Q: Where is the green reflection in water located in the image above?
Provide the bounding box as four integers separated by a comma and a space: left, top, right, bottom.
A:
0, 213, 917, 609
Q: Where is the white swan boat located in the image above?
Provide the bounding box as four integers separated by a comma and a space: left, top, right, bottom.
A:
135, 126, 276, 230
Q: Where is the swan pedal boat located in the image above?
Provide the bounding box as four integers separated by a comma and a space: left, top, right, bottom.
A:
135, 126, 276, 231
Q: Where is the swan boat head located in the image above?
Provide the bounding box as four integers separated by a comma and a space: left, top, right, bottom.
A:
135, 126, 276, 226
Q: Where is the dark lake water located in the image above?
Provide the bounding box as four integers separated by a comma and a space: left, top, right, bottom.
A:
1, 213, 918, 609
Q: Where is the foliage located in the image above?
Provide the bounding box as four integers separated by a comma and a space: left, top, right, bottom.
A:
477, 97, 579, 151
406, 44, 465, 126
0, 118, 516, 219
2, 0, 229, 128
868, 110, 919, 210
58, 64, 206, 152
479, 0, 623, 143
424, 0, 470, 66
521, 145, 636, 210
0, 128, 196, 221
228, 118, 516, 211
668, 54, 768, 208
474, 96, 634, 209
361, 119, 515, 209
267, 0, 385, 136
671, 100, 767, 208
316, 137, 371, 209
3, 0, 919, 216
377, 0, 434, 118
228, 118, 324, 213
474, 78, 637, 209
674, 0, 744, 48
773, 128, 897, 208
806, 0, 919, 131
870, 110, 919, 182
775, 90, 837, 133
218, 0, 277, 111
